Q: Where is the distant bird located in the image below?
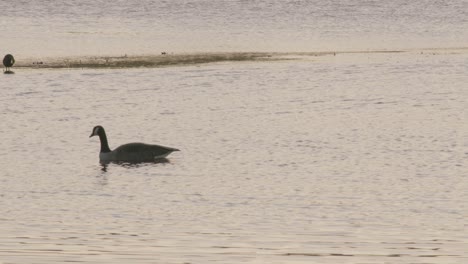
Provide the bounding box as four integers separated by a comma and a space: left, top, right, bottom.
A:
89, 125, 180, 163
3, 54, 15, 72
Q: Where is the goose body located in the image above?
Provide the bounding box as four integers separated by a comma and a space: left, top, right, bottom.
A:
90, 125, 179, 162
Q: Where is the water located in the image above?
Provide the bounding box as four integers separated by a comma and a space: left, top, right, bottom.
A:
1, 52, 467, 263
1, 1, 468, 263
1, 0, 468, 57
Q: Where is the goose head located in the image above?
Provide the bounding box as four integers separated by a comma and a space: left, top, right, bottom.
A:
89, 125, 104, 138
89, 125, 112, 153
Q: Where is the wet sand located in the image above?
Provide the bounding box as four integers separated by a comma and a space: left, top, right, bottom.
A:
12, 48, 468, 70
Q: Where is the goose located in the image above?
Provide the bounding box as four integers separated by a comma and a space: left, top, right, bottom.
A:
89, 125, 179, 162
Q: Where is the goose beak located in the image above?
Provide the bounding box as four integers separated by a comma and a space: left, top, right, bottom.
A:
89, 132, 96, 138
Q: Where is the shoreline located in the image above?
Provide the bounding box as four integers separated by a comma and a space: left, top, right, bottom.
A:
15, 52, 285, 70
12, 48, 468, 70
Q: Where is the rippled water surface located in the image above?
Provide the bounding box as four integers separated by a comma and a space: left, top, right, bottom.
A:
1, 52, 468, 263
1, 0, 468, 263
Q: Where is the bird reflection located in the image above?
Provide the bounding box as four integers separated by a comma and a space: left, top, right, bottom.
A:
100, 163, 109, 172
99, 158, 170, 171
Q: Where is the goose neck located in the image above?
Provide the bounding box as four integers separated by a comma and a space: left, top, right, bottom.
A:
98, 129, 112, 153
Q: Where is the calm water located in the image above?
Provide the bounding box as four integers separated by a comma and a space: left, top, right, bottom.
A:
1, 0, 468, 57
1, 1, 468, 263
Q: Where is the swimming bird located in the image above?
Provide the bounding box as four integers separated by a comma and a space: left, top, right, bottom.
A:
89, 125, 180, 162
3, 54, 15, 72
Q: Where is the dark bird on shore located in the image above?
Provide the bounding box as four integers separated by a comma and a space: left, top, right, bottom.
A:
3, 54, 15, 69
89, 125, 180, 163
3, 54, 15, 72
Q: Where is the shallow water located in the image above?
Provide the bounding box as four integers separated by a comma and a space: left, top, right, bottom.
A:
1, 52, 468, 263
1, 0, 468, 57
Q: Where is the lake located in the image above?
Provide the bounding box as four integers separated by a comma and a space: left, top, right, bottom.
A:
1, 0, 468, 263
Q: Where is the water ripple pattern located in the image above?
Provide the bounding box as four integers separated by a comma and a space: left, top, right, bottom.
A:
1, 52, 468, 263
